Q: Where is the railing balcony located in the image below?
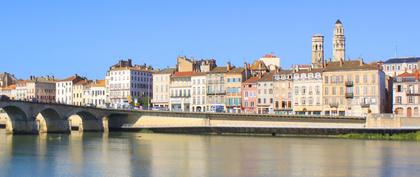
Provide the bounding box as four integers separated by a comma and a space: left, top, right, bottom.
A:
361, 103, 370, 108
345, 81, 353, 87
345, 92, 354, 98
406, 90, 420, 96
329, 102, 339, 108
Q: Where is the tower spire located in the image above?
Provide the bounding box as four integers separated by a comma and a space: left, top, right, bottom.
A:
333, 19, 345, 62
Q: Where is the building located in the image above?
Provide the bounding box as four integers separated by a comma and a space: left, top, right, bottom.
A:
312, 34, 325, 68
259, 54, 280, 71
323, 59, 386, 116
191, 72, 207, 112
169, 72, 192, 111
225, 67, 245, 113
26, 76, 56, 103
84, 80, 107, 108
15, 80, 28, 101
273, 70, 294, 114
382, 57, 420, 77
250, 60, 269, 76
0, 72, 17, 87
292, 68, 323, 115
242, 77, 259, 114
105, 59, 154, 108
151, 68, 175, 109
56, 74, 86, 104
73, 79, 90, 106
332, 19, 345, 62
256, 72, 274, 114
176, 56, 216, 72
206, 66, 229, 112
393, 71, 420, 117
0, 84, 16, 100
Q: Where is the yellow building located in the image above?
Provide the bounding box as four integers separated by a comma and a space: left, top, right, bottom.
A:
73, 80, 90, 106
225, 67, 246, 113
323, 59, 386, 116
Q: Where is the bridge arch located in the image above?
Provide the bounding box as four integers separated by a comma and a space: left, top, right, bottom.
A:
1, 105, 37, 134
36, 108, 70, 133
67, 110, 105, 132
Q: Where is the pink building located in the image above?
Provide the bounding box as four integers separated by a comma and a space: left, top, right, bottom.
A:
241, 76, 259, 113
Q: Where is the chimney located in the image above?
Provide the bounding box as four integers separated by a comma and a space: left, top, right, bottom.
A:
227, 62, 232, 71
360, 58, 364, 66
339, 59, 343, 67
128, 59, 132, 66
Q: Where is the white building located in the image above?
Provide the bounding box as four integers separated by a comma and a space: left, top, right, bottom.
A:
259, 54, 281, 71
191, 73, 207, 112
105, 59, 154, 109
84, 80, 107, 108
382, 57, 420, 77
55, 75, 85, 104
169, 72, 192, 112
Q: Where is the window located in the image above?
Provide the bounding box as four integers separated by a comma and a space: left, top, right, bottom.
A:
295, 86, 299, 95
302, 86, 306, 95
409, 96, 414, 103
397, 85, 402, 92
396, 96, 402, 104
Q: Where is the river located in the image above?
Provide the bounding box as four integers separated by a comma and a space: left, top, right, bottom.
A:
1, 129, 420, 177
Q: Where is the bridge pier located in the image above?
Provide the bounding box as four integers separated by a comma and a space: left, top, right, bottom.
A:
8, 119, 38, 134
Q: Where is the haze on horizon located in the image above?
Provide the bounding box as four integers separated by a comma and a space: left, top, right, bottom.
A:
1, 0, 419, 79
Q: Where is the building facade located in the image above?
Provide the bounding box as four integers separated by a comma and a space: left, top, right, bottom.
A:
191, 73, 207, 112
292, 68, 323, 115
332, 20, 345, 62
0, 72, 17, 87
256, 73, 274, 114
273, 70, 294, 114
84, 80, 107, 108
206, 67, 228, 112
225, 67, 245, 113
105, 59, 154, 108
242, 77, 258, 114
393, 71, 420, 117
56, 75, 85, 104
382, 57, 420, 77
323, 60, 386, 116
169, 72, 192, 112
151, 68, 175, 109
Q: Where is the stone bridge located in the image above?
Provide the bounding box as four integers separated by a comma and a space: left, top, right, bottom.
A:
0, 100, 368, 134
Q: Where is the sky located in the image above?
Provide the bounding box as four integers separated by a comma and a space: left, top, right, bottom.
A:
1, 0, 420, 79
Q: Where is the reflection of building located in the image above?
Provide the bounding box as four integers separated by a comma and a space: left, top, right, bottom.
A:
152, 68, 175, 109
393, 71, 420, 117
382, 57, 420, 77
293, 68, 323, 115
242, 77, 258, 114
105, 59, 154, 108
256, 73, 274, 114
323, 60, 386, 116
273, 70, 294, 114
169, 72, 192, 112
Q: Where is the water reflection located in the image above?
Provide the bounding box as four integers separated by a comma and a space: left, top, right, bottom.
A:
2, 130, 420, 177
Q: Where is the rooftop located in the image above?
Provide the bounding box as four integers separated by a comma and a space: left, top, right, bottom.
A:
324, 60, 379, 72
384, 57, 420, 64
258, 72, 275, 82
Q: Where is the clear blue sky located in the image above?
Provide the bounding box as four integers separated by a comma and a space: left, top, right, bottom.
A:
1, 0, 419, 79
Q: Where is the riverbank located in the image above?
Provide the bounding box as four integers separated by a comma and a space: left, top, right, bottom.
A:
121, 127, 420, 140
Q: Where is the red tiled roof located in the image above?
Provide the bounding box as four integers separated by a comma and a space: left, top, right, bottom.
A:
243, 76, 259, 83
173, 71, 194, 77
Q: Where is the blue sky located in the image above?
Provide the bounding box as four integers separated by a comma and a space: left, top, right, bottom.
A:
1, 0, 419, 79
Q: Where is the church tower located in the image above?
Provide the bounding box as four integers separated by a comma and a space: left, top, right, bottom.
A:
333, 19, 345, 62
312, 34, 324, 68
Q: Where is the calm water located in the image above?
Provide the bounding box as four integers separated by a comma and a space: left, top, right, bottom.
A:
1, 130, 420, 177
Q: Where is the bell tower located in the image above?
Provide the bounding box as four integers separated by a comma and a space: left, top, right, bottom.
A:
333, 19, 345, 62
312, 34, 324, 68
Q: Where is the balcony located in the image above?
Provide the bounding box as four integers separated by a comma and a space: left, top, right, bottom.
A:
329, 102, 339, 108
406, 91, 420, 96
345, 81, 353, 87
345, 92, 354, 98
361, 103, 370, 108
